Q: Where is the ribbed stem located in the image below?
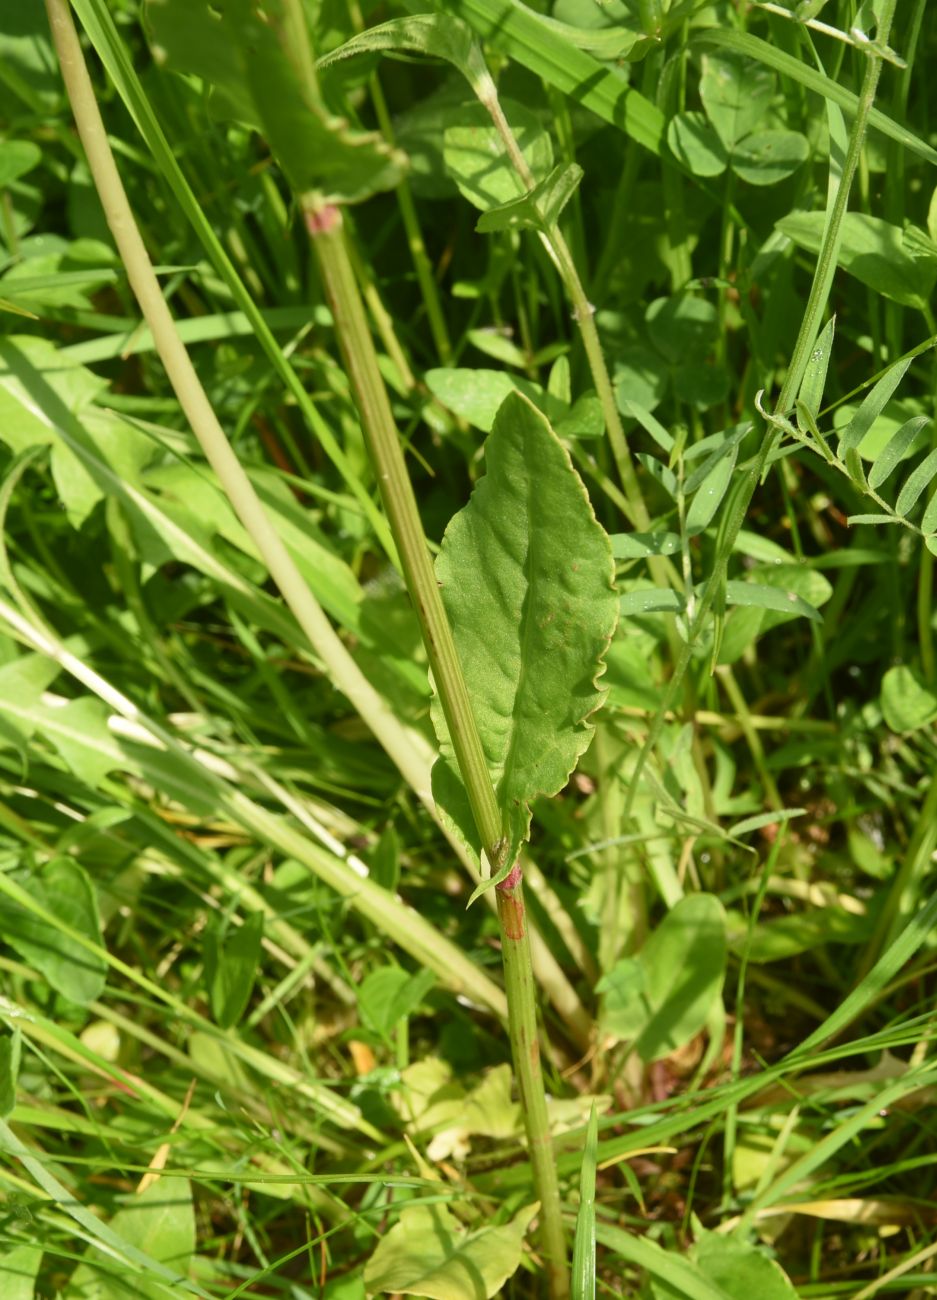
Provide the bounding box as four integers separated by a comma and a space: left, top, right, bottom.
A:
497, 876, 570, 1298
307, 205, 505, 869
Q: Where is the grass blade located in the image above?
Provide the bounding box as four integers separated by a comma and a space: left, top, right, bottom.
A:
571, 1102, 597, 1300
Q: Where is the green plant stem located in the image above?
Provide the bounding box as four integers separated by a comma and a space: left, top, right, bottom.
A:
496, 876, 570, 1298
306, 199, 570, 1299
307, 205, 504, 867
43, 0, 436, 810
482, 91, 650, 529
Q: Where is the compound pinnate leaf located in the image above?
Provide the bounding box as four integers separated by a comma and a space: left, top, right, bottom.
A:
433, 392, 617, 875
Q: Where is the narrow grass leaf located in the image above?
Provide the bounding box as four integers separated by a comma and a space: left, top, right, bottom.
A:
727, 809, 806, 838
0, 1027, 20, 1117
571, 1102, 597, 1300
593, 1222, 735, 1300
434, 392, 617, 872
0, 1117, 210, 1298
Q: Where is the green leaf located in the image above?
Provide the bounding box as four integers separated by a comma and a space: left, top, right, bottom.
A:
743, 563, 832, 630
686, 444, 738, 535
0, 858, 107, 1004
433, 392, 617, 872
145, 0, 406, 203
895, 447, 937, 517
358, 965, 436, 1037
614, 346, 670, 414
729, 907, 872, 962
611, 532, 682, 559
425, 367, 565, 431
691, 1232, 798, 1300
595, 1221, 735, 1300
634, 895, 727, 1063
0, 335, 154, 527
437, 0, 666, 158
731, 129, 809, 186
727, 809, 806, 838
867, 415, 930, 488
363, 1201, 537, 1299
476, 162, 583, 233
318, 13, 492, 98
443, 101, 553, 210
571, 1103, 597, 1300
699, 52, 774, 150
837, 357, 912, 453
694, 28, 937, 167
921, 489, 937, 536
847, 513, 901, 526
723, 580, 822, 623
0, 1243, 41, 1300
204, 911, 263, 1030
0, 1026, 21, 1117
778, 212, 937, 310
597, 957, 647, 1040
601, 896, 727, 1060
619, 588, 684, 617
797, 316, 835, 423
69, 1179, 196, 1300
647, 294, 719, 364
881, 665, 937, 733
666, 112, 728, 178
0, 141, 42, 188
555, 391, 605, 441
